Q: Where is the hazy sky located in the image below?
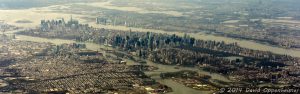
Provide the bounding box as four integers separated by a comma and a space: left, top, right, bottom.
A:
0, 0, 299, 9
0, 0, 97, 9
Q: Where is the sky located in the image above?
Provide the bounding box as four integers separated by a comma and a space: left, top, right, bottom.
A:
0, 0, 98, 9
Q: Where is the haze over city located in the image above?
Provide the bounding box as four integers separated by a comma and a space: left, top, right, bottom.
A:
1, 0, 300, 94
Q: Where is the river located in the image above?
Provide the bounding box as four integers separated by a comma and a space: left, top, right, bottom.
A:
12, 34, 223, 94
2, 8, 300, 57
3, 26, 299, 94
87, 24, 300, 57
14, 35, 230, 81
1, 2, 299, 93
1, 1, 300, 57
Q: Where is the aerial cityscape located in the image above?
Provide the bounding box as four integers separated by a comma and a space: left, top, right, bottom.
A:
1, 0, 300, 94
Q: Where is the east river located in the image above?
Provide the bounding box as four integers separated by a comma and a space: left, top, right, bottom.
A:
4, 28, 300, 94
14, 35, 217, 94
1, 2, 300, 93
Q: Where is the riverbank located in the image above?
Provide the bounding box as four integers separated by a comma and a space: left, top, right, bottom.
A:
87, 24, 300, 58
5, 26, 300, 93
12, 34, 225, 94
